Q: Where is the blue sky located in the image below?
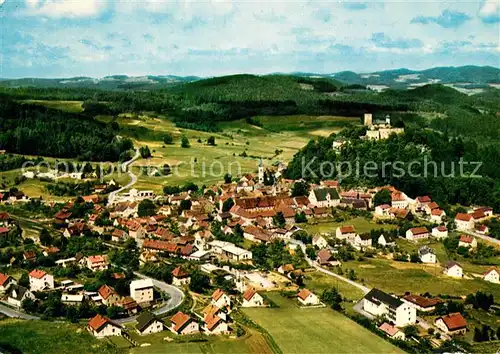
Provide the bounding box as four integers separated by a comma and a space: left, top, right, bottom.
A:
2, 0, 499, 78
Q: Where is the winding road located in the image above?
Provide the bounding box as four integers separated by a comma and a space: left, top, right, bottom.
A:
0, 302, 39, 320
108, 148, 140, 206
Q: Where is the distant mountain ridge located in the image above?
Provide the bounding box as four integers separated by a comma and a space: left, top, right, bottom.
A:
1, 65, 498, 90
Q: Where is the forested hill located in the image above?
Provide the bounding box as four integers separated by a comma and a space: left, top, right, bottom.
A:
0, 96, 133, 161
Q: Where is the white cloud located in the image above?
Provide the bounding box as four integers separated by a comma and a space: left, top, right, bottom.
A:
479, 0, 500, 16
23, 0, 105, 18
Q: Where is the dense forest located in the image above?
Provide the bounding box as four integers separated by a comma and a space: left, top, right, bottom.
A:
285, 126, 500, 212
0, 96, 133, 161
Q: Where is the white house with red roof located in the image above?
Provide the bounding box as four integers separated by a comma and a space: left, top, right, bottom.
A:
483, 268, 499, 284
458, 235, 477, 249
374, 204, 390, 217
335, 225, 356, 241
130, 279, 154, 303
435, 313, 467, 335
242, 288, 264, 307
455, 213, 474, 231
28, 269, 54, 291
88, 314, 122, 338
406, 227, 429, 241
416, 196, 432, 208
391, 192, 408, 209
0, 272, 16, 292
379, 322, 405, 341
211, 289, 231, 309
431, 226, 448, 239
98, 285, 121, 306
85, 255, 109, 272
297, 288, 320, 306
169, 311, 198, 335
430, 208, 446, 223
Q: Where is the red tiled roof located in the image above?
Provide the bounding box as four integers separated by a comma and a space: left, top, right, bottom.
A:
29, 269, 47, 279
98, 285, 116, 300
427, 202, 439, 210
339, 225, 355, 234
143, 239, 178, 252
211, 289, 226, 302
172, 267, 188, 278
379, 322, 399, 336
459, 235, 474, 244
88, 255, 107, 264
437, 226, 448, 232
297, 288, 313, 301
483, 267, 498, 276
54, 211, 72, 220
455, 213, 472, 222
243, 288, 257, 301
438, 312, 467, 331
171, 311, 192, 332
431, 208, 444, 216
403, 294, 440, 308
471, 210, 486, 220
0, 212, 9, 220
204, 313, 222, 331
0, 272, 11, 286
391, 192, 405, 202
88, 314, 119, 332
409, 227, 428, 235
0, 227, 9, 234
416, 196, 431, 203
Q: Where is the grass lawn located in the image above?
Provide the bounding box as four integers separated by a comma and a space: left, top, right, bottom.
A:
125, 322, 273, 354
344, 258, 500, 299
304, 217, 397, 235
243, 293, 402, 354
0, 319, 121, 354
303, 270, 365, 301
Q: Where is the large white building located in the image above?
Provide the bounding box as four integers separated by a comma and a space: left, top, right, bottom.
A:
28, 269, 54, 292
363, 288, 416, 327
130, 279, 154, 303
209, 240, 252, 261
308, 187, 340, 208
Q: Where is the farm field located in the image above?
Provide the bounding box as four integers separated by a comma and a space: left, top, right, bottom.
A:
0, 319, 121, 354
97, 114, 359, 190
243, 292, 403, 354
344, 258, 500, 299
304, 217, 397, 235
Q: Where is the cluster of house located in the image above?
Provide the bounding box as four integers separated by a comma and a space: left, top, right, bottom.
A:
363, 288, 469, 340
0, 257, 159, 315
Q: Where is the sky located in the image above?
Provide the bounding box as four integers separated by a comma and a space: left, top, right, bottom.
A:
2, 0, 500, 78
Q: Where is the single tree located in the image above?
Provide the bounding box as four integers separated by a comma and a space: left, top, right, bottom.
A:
138, 199, 156, 217
39, 228, 53, 246
291, 181, 310, 197
164, 133, 174, 145
181, 135, 190, 148
189, 271, 210, 293
373, 189, 392, 206
207, 136, 216, 146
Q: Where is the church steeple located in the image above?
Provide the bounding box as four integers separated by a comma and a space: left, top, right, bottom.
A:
258, 158, 264, 184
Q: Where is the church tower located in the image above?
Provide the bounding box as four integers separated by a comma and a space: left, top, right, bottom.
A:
258, 158, 264, 184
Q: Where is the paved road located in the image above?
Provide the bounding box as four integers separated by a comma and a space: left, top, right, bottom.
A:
289, 239, 370, 294
108, 148, 140, 206
463, 230, 500, 246
0, 302, 39, 320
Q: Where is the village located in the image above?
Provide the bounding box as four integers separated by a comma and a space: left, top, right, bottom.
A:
0, 156, 499, 352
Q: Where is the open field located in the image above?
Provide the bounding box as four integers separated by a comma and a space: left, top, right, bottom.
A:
304, 217, 397, 235
97, 114, 359, 190
344, 258, 500, 298
243, 292, 402, 354
124, 321, 273, 354
0, 319, 121, 354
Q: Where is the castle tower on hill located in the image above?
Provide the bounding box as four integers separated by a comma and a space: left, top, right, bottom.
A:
364, 113, 373, 126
